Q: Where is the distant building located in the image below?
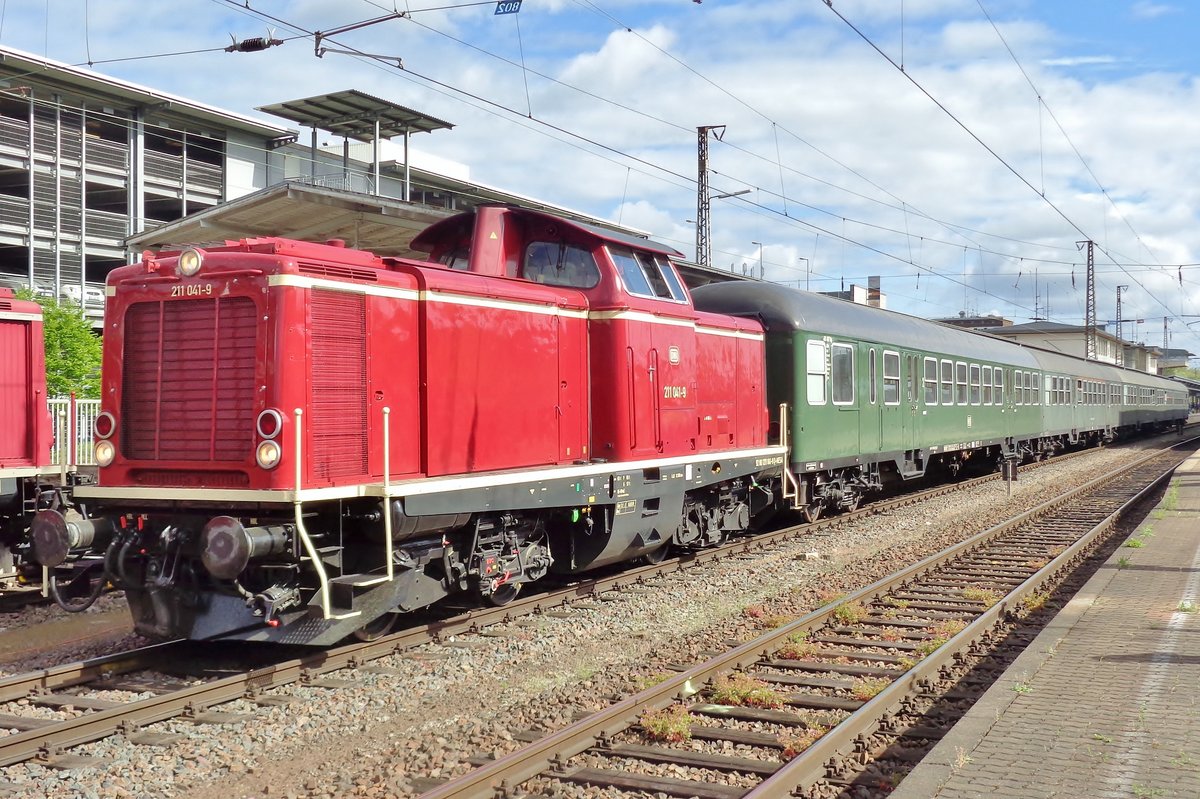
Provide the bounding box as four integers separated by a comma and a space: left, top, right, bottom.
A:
978, 320, 1159, 374
936, 312, 1012, 329
0, 45, 290, 323
1159, 347, 1194, 373
819, 281, 886, 309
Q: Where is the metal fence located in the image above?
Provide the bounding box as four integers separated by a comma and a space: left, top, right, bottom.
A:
48, 396, 101, 468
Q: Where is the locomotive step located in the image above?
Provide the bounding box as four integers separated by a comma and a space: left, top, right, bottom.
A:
328, 573, 391, 610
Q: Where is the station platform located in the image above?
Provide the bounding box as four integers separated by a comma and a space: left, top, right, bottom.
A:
891, 451, 1200, 799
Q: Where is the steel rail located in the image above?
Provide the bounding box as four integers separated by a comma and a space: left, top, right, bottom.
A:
742, 446, 1190, 797
417, 440, 1194, 799
0, 435, 1182, 768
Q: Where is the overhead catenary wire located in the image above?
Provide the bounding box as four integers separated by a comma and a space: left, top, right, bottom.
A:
819, 0, 1191, 332
11, 1, 1190, 336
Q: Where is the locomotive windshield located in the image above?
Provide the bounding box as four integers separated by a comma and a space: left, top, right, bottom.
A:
520, 241, 599, 289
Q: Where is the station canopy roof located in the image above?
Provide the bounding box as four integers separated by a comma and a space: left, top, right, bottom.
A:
257, 90, 454, 141
126, 183, 746, 290
127, 182, 454, 257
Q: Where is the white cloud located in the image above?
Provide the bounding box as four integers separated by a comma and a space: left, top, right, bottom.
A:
1, 0, 1197, 343
1041, 55, 1120, 67
1131, 2, 1179, 20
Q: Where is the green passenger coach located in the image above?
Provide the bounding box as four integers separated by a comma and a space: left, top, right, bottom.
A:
692, 282, 1187, 522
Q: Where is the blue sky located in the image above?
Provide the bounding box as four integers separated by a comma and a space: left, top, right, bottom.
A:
3, 0, 1200, 354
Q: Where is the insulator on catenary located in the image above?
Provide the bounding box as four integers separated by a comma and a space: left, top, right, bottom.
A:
225, 37, 283, 53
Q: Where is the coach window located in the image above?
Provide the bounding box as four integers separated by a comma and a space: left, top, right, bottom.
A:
923, 357, 938, 404
940, 359, 954, 405
883, 351, 901, 405
807, 340, 827, 405
982, 366, 993, 405
955, 362, 968, 405
969, 364, 981, 405
907, 355, 918, 403
1032, 373, 1041, 405
831, 343, 854, 405
1025, 373, 1033, 405
994, 369, 1004, 405
1014, 371, 1023, 405
869, 349, 878, 404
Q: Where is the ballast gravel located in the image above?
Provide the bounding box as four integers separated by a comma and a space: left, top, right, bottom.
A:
0, 445, 1161, 799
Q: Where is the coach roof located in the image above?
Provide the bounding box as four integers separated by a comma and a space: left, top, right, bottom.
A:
691, 281, 1040, 366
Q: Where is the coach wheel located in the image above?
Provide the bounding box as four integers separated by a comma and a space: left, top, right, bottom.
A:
487, 581, 521, 606
843, 492, 862, 513
352, 612, 398, 642
640, 544, 670, 565
801, 502, 823, 524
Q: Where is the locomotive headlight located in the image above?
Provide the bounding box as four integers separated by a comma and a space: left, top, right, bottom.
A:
178, 247, 205, 277
94, 439, 115, 467
93, 411, 116, 440
256, 439, 281, 470
256, 408, 283, 439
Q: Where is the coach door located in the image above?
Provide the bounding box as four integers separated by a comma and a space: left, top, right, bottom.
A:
878, 350, 906, 455
905, 353, 919, 451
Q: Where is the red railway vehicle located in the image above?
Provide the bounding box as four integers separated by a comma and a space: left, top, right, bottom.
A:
0, 288, 53, 586
38, 206, 786, 645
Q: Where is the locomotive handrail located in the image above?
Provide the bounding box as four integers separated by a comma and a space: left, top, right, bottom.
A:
383, 405, 394, 582
293, 408, 334, 619
778, 402, 803, 509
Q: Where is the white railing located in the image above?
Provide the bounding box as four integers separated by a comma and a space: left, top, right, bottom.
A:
48, 396, 101, 469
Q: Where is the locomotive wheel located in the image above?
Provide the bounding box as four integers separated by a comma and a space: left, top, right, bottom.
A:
352, 612, 398, 642
488, 582, 521, 606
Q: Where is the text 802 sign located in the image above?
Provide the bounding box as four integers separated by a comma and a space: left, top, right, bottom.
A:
495, 1, 521, 14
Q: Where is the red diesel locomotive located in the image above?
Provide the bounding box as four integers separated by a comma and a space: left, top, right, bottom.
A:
35, 206, 786, 645
0, 288, 54, 588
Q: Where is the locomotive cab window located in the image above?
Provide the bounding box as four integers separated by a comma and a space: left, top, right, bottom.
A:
651, 255, 689, 302
523, 242, 600, 289
831, 343, 854, 405
608, 248, 685, 301
883, 351, 901, 405
437, 247, 471, 270
607, 248, 653, 296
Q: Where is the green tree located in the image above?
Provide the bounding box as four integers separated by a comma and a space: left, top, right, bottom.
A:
15, 289, 101, 398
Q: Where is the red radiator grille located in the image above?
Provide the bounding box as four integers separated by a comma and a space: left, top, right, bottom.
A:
310, 289, 368, 479
299, 262, 378, 282
121, 297, 257, 461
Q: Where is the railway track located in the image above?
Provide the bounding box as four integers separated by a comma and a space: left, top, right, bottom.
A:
0, 435, 1183, 773
415, 440, 1195, 799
